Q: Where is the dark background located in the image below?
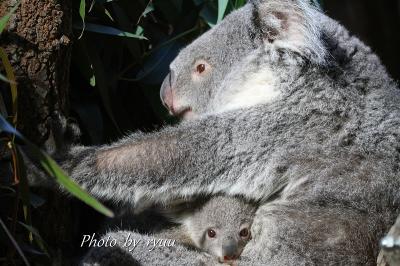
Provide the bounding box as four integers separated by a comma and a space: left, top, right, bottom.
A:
324, 0, 400, 82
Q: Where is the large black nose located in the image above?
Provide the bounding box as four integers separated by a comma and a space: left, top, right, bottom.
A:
222, 239, 238, 261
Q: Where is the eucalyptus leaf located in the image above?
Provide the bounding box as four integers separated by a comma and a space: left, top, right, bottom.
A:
76, 23, 148, 39
142, 3, 155, 17
217, 0, 229, 23
90, 74, 96, 86
234, 0, 246, 9
200, 3, 218, 27
104, 7, 115, 21
135, 26, 144, 36
78, 0, 86, 39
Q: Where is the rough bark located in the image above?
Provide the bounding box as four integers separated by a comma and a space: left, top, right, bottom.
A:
0, 0, 74, 264
0, 0, 72, 147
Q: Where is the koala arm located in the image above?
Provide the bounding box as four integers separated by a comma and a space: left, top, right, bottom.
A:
55, 111, 282, 207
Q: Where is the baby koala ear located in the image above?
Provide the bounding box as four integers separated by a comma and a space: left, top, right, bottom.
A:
250, 0, 326, 64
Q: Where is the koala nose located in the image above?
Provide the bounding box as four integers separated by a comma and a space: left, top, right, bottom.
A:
160, 71, 175, 112
222, 239, 239, 261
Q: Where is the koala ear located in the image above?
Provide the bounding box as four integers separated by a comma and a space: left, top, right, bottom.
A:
250, 0, 326, 64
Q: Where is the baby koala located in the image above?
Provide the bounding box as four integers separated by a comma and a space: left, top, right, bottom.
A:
157, 195, 257, 265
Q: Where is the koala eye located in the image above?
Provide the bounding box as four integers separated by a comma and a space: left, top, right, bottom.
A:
196, 63, 206, 74
207, 229, 216, 238
192, 60, 210, 79
239, 228, 250, 238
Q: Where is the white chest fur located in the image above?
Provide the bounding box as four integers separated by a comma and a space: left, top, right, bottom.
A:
211, 66, 280, 114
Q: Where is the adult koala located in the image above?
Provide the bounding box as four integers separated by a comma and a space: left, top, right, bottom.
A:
41, 0, 400, 265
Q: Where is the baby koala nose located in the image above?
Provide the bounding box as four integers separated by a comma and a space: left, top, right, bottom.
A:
222, 241, 238, 261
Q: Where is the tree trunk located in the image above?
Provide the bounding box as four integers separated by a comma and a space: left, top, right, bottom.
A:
0, 0, 72, 147
0, 0, 75, 264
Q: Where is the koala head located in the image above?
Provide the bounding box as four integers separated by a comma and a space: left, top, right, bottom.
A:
184, 196, 256, 264
160, 0, 326, 119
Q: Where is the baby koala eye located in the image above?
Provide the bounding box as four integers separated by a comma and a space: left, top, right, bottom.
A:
207, 229, 216, 238
196, 63, 206, 74
239, 228, 250, 238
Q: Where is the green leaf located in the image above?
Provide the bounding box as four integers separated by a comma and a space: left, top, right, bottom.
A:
0, 2, 20, 35
104, 7, 114, 22
89, 73, 96, 86
234, 0, 246, 9
142, 3, 155, 17
39, 153, 114, 218
217, 0, 228, 23
75, 23, 147, 39
135, 26, 144, 36
0, 114, 114, 218
200, 3, 218, 27
78, 0, 86, 39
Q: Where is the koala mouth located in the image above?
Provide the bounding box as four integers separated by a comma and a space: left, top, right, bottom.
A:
219, 256, 238, 265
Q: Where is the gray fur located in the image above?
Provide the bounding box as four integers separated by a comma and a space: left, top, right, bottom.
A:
82, 196, 255, 265
31, 0, 400, 264
159, 196, 255, 263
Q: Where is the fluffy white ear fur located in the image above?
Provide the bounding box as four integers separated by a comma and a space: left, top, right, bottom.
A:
252, 0, 326, 64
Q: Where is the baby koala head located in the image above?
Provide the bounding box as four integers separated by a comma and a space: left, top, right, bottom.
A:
183, 196, 256, 264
